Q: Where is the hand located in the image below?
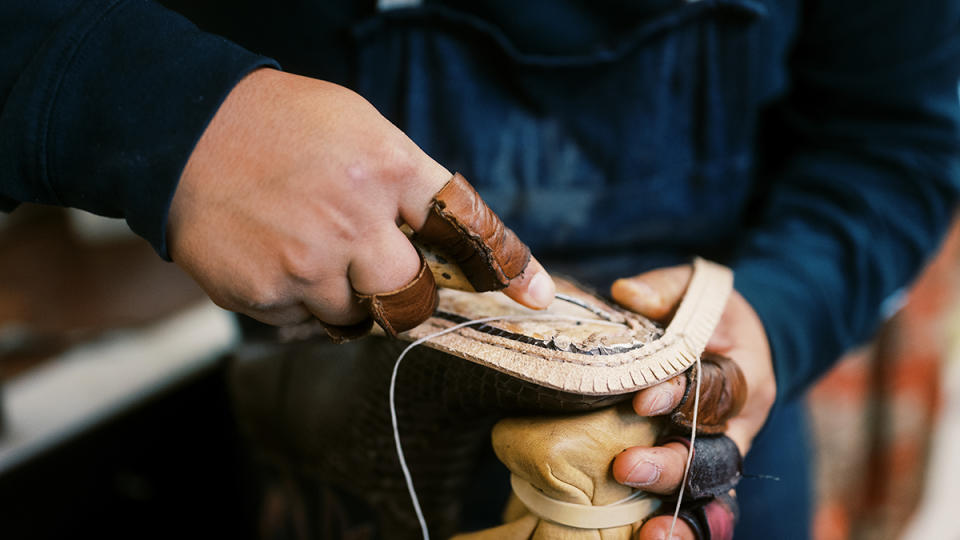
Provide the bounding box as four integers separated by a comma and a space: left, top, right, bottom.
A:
167, 68, 555, 327
609, 264, 776, 539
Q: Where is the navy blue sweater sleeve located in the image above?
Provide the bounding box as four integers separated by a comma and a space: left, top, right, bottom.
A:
0, 0, 278, 258
732, 0, 960, 400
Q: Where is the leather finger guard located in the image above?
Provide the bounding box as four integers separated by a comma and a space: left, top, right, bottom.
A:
661, 434, 742, 500
356, 251, 439, 337
671, 352, 747, 434
678, 493, 739, 540
415, 173, 531, 291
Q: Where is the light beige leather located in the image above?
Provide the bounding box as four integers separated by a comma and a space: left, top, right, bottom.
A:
402, 257, 733, 396
452, 403, 663, 539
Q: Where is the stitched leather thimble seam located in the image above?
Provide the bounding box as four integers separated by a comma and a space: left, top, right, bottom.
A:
416, 173, 531, 291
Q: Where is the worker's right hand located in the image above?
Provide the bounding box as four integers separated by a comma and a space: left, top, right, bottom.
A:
167, 68, 555, 328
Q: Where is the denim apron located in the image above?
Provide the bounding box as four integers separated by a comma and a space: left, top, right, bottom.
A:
350, 1, 811, 536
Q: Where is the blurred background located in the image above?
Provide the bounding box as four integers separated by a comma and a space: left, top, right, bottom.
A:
0, 205, 251, 538
1, 205, 959, 539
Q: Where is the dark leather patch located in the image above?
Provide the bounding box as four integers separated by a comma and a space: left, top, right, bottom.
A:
687, 435, 742, 500
416, 173, 531, 291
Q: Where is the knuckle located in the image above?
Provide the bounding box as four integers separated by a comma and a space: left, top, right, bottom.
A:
320, 207, 363, 246
241, 282, 287, 312
279, 240, 326, 284
382, 141, 421, 185
352, 134, 423, 191
206, 292, 237, 313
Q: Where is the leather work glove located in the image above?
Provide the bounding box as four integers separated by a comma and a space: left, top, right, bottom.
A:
168, 68, 554, 335
452, 368, 745, 540
451, 402, 662, 540
451, 263, 761, 540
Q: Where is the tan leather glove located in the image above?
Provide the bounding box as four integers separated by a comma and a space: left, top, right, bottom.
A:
452, 403, 664, 540
452, 351, 746, 540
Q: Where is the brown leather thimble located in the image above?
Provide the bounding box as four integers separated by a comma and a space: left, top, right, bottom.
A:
415, 173, 531, 291
356, 251, 439, 338
325, 173, 533, 341
671, 352, 748, 434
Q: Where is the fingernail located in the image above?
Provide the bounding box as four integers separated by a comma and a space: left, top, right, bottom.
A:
624, 460, 660, 487
648, 390, 675, 416
526, 271, 555, 308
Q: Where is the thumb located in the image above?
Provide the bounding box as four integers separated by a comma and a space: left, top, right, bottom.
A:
610, 265, 693, 322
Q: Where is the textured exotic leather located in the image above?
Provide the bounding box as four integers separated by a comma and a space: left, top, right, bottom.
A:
415, 173, 531, 291
356, 251, 439, 337
230, 337, 631, 540
671, 353, 747, 434
235, 264, 742, 539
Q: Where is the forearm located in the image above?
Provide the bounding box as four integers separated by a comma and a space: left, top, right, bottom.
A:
734, 148, 959, 400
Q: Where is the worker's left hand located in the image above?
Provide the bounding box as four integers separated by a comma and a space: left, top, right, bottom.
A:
609, 264, 776, 539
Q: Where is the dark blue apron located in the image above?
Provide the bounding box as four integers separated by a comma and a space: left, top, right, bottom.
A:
350, 1, 810, 536
351, 0, 781, 282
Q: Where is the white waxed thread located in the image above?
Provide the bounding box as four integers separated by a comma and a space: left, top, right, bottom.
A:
389, 314, 630, 540
667, 353, 702, 538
